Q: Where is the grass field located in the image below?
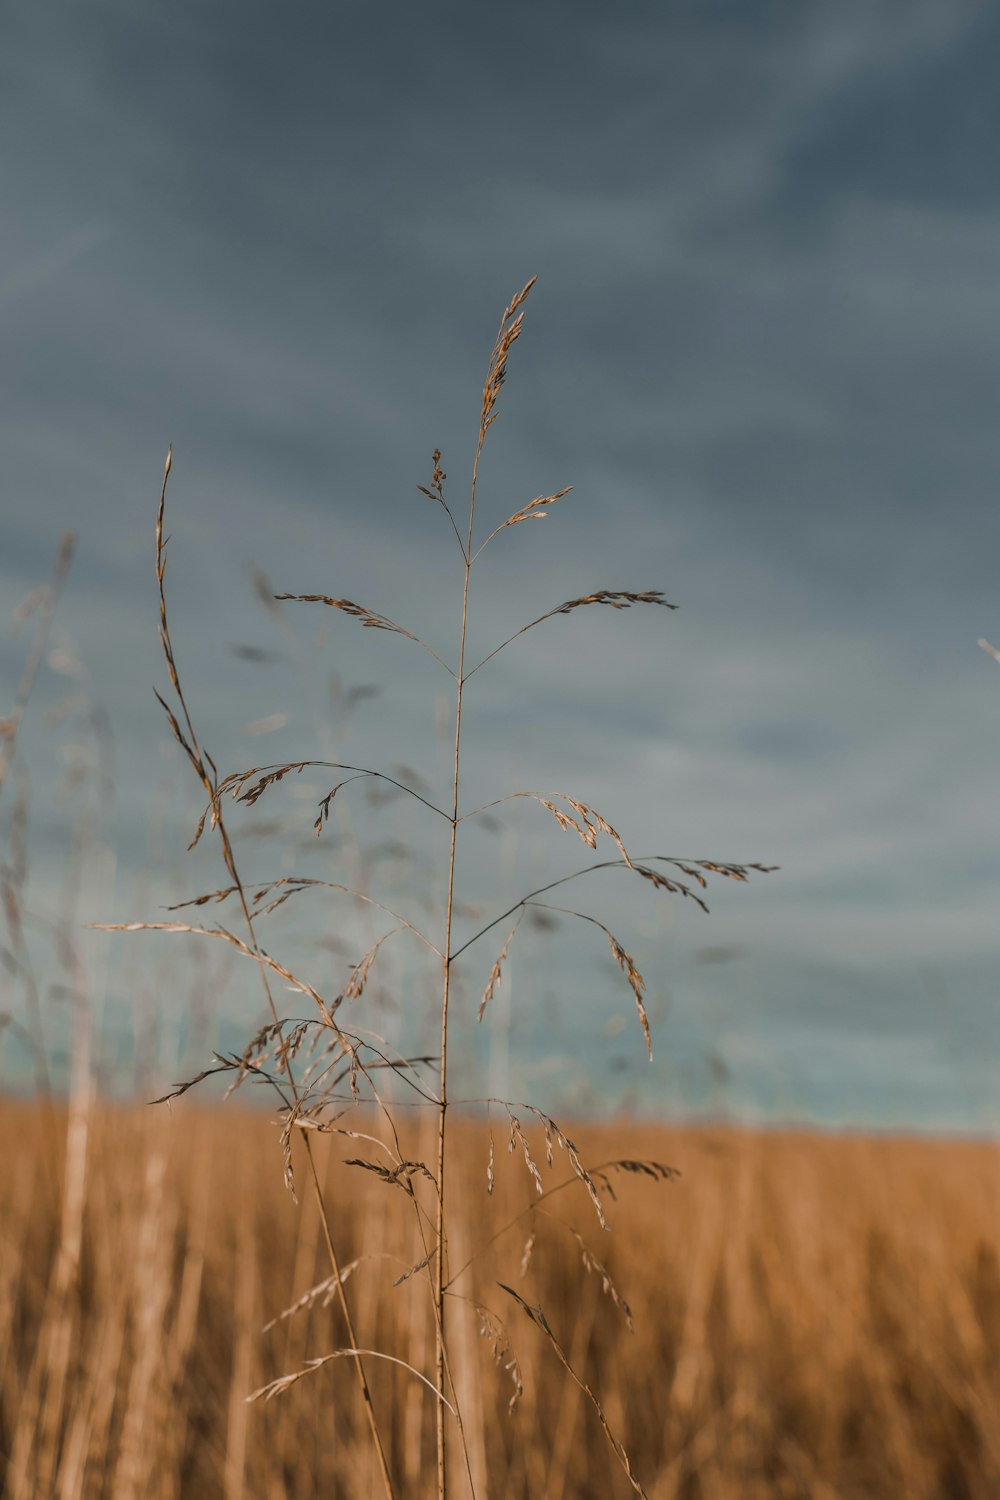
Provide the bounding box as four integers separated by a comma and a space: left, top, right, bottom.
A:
2, 1099, 998, 1499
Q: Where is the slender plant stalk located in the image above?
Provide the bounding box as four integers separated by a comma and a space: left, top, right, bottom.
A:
435, 533, 472, 1500
154, 452, 397, 1500
436, 281, 537, 1496
221, 824, 396, 1500
102, 283, 771, 1500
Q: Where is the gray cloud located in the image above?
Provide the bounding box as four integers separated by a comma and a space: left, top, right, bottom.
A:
3, 0, 1000, 1126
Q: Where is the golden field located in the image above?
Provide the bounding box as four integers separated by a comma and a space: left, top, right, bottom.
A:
2, 1099, 998, 1500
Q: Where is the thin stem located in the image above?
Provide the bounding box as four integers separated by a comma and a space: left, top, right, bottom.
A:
210, 801, 399, 1500
449, 858, 629, 962
434, 330, 495, 1497
217, 759, 452, 823
464, 589, 676, 683
456, 793, 516, 824
155, 453, 396, 1500
462, 625, 525, 682
435, 556, 469, 1499
449, 847, 758, 962
439, 501, 470, 564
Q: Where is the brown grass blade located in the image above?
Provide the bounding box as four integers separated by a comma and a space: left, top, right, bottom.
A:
498, 1284, 648, 1498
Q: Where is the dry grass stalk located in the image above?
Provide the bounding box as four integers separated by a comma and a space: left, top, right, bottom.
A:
499, 1283, 648, 1498
96, 280, 774, 1498
118, 452, 396, 1497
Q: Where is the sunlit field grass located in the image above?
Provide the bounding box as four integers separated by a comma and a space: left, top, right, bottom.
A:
3, 1099, 998, 1499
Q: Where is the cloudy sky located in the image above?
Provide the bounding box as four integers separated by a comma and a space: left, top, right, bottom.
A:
3, 0, 1000, 1127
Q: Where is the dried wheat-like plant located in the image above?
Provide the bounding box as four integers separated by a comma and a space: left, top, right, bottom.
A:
102, 280, 773, 1498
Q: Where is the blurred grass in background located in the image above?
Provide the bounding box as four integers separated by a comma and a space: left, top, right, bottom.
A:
3, 1101, 998, 1499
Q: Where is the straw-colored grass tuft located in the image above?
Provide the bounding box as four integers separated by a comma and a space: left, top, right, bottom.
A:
3, 1103, 999, 1499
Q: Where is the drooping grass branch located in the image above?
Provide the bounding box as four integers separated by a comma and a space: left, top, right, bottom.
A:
464, 590, 676, 681
143, 454, 396, 1500
274, 593, 457, 678
450, 854, 779, 963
